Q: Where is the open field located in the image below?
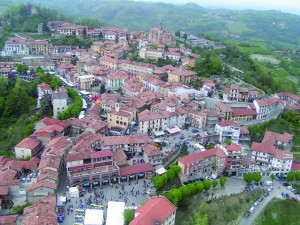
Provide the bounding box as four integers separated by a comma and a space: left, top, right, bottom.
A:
175, 190, 264, 225
250, 54, 280, 64
253, 198, 300, 225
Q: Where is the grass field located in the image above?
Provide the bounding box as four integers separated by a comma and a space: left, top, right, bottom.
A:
253, 198, 300, 225
175, 190, 264, 225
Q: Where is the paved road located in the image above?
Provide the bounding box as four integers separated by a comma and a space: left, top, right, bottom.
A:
239, 180, 299, 225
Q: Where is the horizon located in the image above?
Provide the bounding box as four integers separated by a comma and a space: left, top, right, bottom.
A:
138, 0, 300, 15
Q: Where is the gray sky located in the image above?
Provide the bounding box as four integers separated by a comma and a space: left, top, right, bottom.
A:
142, 0, 300, 15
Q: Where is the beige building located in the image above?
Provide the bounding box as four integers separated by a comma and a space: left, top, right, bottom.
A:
77, 75, 95, 90
186, 109, 207, 129
107, 102, 136, 129
139, 48, 164, 60
14, 138, 43, 159
100, 55, 119, 70
119, 60, 155, 76
168, 69, 196, 85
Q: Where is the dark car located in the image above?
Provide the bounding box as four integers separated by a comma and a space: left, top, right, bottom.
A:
283, 182, 290, 186
291, 197, 298, 202
264, 192, 269, 197
286, 193, 291, 199
258, 197, 264, 202
244, 212, 250, 218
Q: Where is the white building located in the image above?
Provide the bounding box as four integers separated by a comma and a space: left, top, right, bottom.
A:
106, 201, 125, 225
105, 70, 129, 91
37, 83, 52, 109
253, 98, 279, 120
144, 77, 165, 93
52, 87, 68, 119
169, 87, 208, 100
215, 120, 240, 144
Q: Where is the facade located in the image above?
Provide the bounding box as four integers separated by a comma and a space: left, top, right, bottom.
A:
119, 60, 155, 76
215, 120, 240, 144
168, 69, 196, 85
99, 56, 119, 70
142, 144, 164, 166
4, 38, 48, 56
57, 24, 87, 36
144, 77, 165, 93
253, 98, 279, 120
139, 48, 164, 60
148, 25, 175, 46
178, 147, 226, 182
107, 103, 136, 129
186, 109, 207, 129
14, 138, 43, 159
223, 85, 258, 102
77, 75, 95, 90
106, 70, 129, 91
52, 87, 68, 119
37, 83, 52, 109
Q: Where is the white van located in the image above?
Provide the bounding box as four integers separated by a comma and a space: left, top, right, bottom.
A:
265, 181, 273, 186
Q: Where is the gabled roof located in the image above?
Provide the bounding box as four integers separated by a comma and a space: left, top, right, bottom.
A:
120, 163, 154, 176
130, 197, 176, 225
251, 142, 275, 155
26, 180, 56, 193
15, 138, 41, 150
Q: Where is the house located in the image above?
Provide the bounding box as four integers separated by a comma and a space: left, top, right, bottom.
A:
22, 194, 57, 224
262, 131, 293, 150
202, 110, 222, 128
107, 102, 136, 129
215, 120, 240, 144
14, 138, 42, 159
106, 70, 129, 91
144, 77, 165, 93
223, 85, 258, 102
275, 92, 300, 106
77, 75, 95, 90
52, 87, 68, 119
253, 98, 279, 120
139, 48, 164, 60
216, 102, 232, 121
222, 144, 244, 175
119, 60, 155, 76
26, 180, 56, 203
185, 109, 207, 129
168, 69, 196, 85
142, 144, 164, 166
130, 197, 176, 225
37, 83, 52, 109
99, 56, 119, 70
148, 25, 176, 46
178, 147, 226, 182
4, 38, 48, 56
231, 108, 257, 122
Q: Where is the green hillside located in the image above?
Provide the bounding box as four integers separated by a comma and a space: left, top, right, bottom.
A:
2, 0, 300, 50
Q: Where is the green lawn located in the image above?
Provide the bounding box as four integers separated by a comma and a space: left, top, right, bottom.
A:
175, 190, 264, 225
253, 199, 300, 225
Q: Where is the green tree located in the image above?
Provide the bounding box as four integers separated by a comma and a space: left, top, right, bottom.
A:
212, 180, 218, 189
153, 176, 165, 190
295, 171, 300, 181
253, 173, 262, 184
179, 185, 192, 198
287, 172, 295, 182
100, 83, 106, 94
224, 139, 232, 145
280, 173, 285, 181
180, 141, 188, 155
270, 174, 276, 181
16, 64, 27, 74
187, 183, 197, 195
243, 173, 253, 184
12, 202, 31, 214
39, 94, 52, 117
208, 58, 222, 74
219, 176, 227, 188
170, 165, 181, 175
194, 181, 204, 193
123, 209, 134, 225
166, 169, 176, 180
203, 180, 212, 191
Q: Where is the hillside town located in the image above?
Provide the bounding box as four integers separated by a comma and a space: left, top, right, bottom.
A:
0, 13, 300, 225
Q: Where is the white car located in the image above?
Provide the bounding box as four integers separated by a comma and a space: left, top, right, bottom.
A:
249, 207, 255, 213
287, 186, 293, 190
253, 202, 259, 207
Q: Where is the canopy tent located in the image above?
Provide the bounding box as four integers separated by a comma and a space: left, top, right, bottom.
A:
84, 209, 104, 225
153, 131, 165, 137
57, 195, 67, 206
106, 201, 125, 225
69, 187, 79, 198
166, 126, 181, 134
155, 167, 167, 175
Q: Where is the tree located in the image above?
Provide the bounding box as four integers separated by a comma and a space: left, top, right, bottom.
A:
170, 165, 181, 174
253, 173, 262, 184
39, 94, 52, 117
191, 78, 203, 90
243, 173, 253, 184
187, 183, 197, 195
16, 64, 27, 74
194, 181, 204, 193
212, 180, 218, 189
295, 171, 300, 181
280, 173, 284, 181
123, 209, 134, 225
219, 176, 227, 188
287, 172, 295, 182
270, 174, 276, 181
224, 139, 232, 145
179, 185, 192, 198
180, 141, 188, 155
203, 180, 212, 191
208, 58, 222, 75
100, 83, 106, 94
12, 202, 31, 214
153, 176, 165, 190
166, 169, 176, 180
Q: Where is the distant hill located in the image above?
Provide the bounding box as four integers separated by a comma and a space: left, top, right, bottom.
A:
2, 0, 300, 49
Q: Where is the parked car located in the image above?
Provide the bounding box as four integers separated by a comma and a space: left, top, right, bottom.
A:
264, 192, 269, 197
291, 197, 298, 202
249, 207, 255, 213
281, 192, 286, 199
287, 186, 293, 190
286, 193, 291, 199
268, 187, 273, 192
27, 177, 31, 182
258, 197, 264, 202
253, 201, 259, 207
32, 172, 38, 178
244, 212, 250, 218
21, 177, 26, 183
283, 182, 290, 186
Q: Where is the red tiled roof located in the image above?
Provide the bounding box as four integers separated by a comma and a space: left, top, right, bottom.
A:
130, 197, 176, 225
15, 138, 41, 150
39, 117, 60, 126
274, 149, 293, 160
26, 180, 56, 193
255, 98, 279, 107
0, 186, 8, 196
38, 169, 59, 182
232, 108, 257, 117
101, 135, 153, 146
226, 144, 242, 152
262, 131, 293, 145
37, 83, 52, 92
216, 103, 232, 112
216, 120, 238, 127
38, 155, 61, 171
91, 150, 113, 159
142, 144, 163, 157
292, 163, 300, 171
0, 215, 17, 224
113, 150, 127, 166
251, 142, 275, 155
120, 163, 154, 176
178, 147, 226, 165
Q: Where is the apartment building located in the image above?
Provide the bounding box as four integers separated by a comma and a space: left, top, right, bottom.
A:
223, 85, 258, 102
215, 120, 240, 144
99, 56, 119, 70
119, 60, 156, 76
37, 83, 52, 109
106, 70, 129, 91
52, 87, 68, 119
253, 98, 279, 120
185, 109, 207, 129
4, 38, 48, 56
168, 69, 196, 85
178, 147, 226, 182
107, 103, 136, 129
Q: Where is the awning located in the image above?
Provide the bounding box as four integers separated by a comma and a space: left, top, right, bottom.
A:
155, 167, 167, 175
166, 126, 181, 134
153, 131, 165, 137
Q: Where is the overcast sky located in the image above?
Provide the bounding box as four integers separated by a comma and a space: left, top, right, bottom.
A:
143, 0, 300, 15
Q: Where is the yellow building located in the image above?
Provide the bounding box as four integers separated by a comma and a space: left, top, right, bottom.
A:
168, 69, 196, 85
107, 102, 136, 129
